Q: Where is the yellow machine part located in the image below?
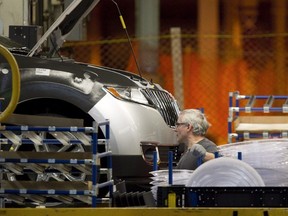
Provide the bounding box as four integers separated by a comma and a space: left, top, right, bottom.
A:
1, 208, 288, 216
0, 44, 20, 122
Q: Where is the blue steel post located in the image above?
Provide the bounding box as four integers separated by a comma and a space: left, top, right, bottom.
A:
238, 152, 242, 160
105, 119, 110, 141
168, 151, 173, 185
92, 121, 98, 207
153, 151, 158, 171
105, 120, 113, 203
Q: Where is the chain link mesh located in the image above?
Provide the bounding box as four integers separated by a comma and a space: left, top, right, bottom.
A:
62, 29, 288, 145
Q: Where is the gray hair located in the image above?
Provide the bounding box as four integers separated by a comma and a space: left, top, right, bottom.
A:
179, 109, 210, 136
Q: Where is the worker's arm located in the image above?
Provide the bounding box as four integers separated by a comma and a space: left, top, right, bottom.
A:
191, 144, 217, 162
203, 152, 215, 162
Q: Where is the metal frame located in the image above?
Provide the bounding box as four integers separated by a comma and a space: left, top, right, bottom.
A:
0, 120, 113, 207
228, 91, 288, 143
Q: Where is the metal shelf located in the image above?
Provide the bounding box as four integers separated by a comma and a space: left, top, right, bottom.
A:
228, 91, 288, 143
0, 120, 113, 207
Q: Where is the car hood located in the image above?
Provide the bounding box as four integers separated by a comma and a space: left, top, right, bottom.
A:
28, 0, 100, 57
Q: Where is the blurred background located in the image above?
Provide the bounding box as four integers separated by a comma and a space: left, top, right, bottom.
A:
1, 0, 287, 145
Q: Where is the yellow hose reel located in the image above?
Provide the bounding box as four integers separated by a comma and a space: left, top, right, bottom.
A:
0, 44, 20, 123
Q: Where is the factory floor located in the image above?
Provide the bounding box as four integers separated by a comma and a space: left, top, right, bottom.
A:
1, 208, 288, 216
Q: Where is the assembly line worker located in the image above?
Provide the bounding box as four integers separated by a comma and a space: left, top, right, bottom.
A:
175, 109, 218, 170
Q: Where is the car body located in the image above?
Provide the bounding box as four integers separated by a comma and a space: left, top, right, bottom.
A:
0, 0, 179, 190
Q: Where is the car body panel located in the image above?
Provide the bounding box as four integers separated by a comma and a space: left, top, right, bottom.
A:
89, 92, 177, 155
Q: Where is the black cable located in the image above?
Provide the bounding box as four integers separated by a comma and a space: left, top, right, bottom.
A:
111, 0, 143, 78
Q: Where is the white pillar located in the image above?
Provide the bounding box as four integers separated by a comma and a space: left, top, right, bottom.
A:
171, 27, 184, 109
135, 0, 160, 73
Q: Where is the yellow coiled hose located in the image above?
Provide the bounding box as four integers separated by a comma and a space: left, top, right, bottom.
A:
0, 44, 20, 122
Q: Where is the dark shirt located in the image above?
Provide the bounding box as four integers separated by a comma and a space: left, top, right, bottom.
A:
175, 138, 218, 170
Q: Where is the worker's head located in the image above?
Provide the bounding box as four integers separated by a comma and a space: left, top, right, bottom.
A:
176, 109, 210, 138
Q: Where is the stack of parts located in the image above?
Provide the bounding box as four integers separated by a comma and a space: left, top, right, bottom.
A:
185, 157, 265, 187
218, 139, 288, 186
150, 169, 193, 200
112, 191, 155, 207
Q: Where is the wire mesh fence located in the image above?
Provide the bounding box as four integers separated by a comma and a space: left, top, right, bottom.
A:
62, 28, 288, 145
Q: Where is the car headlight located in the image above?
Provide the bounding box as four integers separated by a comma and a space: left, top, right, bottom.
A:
104, 86, 149, 105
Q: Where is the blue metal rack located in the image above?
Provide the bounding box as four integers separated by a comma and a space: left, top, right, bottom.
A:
228, 91, 288, 143
0, 120, 113, 207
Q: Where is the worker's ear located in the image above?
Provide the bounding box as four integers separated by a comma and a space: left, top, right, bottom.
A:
187, 124, 193, 132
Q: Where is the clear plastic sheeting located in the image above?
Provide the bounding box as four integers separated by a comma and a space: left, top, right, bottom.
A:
218, 139, 288, 186
186, 157, 265, 187
149, 169, 193, 200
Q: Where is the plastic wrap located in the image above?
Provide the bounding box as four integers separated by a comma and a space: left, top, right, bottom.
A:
186, 157, 265, 187
218, 139, 288, 186
149, 169, 193, 200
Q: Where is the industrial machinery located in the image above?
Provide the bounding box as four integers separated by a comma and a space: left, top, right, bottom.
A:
0, 0, 179, 195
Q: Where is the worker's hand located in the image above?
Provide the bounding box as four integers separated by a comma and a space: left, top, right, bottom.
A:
190, 144, 206, 158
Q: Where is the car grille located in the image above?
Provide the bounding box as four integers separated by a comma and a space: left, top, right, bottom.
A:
142, 89, 179, 127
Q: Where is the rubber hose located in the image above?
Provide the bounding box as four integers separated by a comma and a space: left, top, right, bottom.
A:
0, 44, 20, 122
